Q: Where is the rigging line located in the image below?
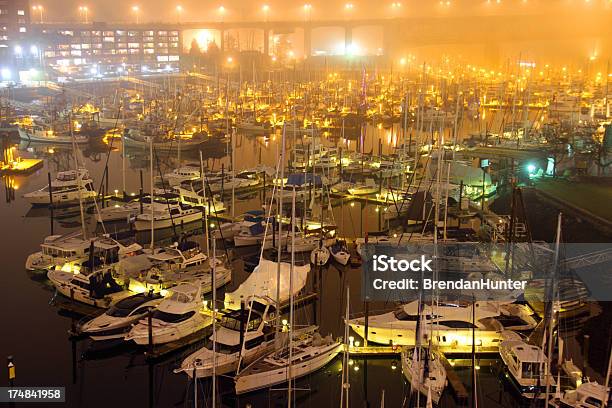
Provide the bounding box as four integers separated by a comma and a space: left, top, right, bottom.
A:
153, 146, 178, 239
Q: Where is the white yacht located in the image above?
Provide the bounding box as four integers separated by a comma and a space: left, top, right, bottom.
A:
159, 166, 201, 186
234, 327, 341, 395
175, 298, 277, 378
348, 179, 378, 195
47, 259, 131, 308
549, 381, 610, 408
349, 300, 537, 349
79, 293, 163, 340
119, 241, 232, 295
97, 192, 181, 223
133, 203, 203, 231
125, 282, 212, 345
401, 347, 448, 405
23, 168, 96, 206
499, 337, 555, 399
233, 221, 289, 249
18, 122, 89, 144
25, 232, 142, 271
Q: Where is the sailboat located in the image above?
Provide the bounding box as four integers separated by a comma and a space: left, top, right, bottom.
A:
234, 327, 341, 394
401, 346, 448, 405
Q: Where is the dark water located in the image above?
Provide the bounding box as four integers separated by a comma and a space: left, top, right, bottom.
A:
0, 128, 608, 408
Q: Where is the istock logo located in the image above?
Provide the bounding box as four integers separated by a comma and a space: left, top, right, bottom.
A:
372, 254, 433, 272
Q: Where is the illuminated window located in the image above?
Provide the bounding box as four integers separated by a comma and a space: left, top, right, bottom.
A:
17, 9, 25, 15
19, 27, 26, 33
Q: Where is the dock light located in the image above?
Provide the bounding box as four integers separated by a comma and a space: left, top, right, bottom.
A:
350, 202, 355, 207
1, 68, 11, 81
391, 361, 397, 370
527, 164, 536, 174
348, 336, 354, 347
348, 359, 354, 366
354, 365, 359, 372
209, 223, 215, 228
354, 340, 360, 347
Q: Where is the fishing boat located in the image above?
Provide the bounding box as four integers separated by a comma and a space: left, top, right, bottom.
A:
401, 347, 448, 405
22, 168, 96, 206
175, 298, 277, 378
124, 128, 204, 152
132, 203, 203, 231
234, 327, 341, 394
18, 124, 88, 144
125, 282, 212, 345
47, 259, 131, 308
499, 337, 556, 399
349, 300, 537, 349
79, 292, 163, 340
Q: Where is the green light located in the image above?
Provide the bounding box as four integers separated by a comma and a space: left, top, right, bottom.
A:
527, 164, 536, 174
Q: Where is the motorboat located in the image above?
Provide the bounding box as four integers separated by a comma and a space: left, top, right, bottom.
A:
499, 336, 555, 399
18, 124, 89, 144
79, 292, 163, 340
549, 381, 610, 408
311, 244, 330, 266
25, 232, 142, 271
175, 298, 277, 378
133, 203, 203, 231
23, 168, 96, 206
330, 240, 351, 265
96, 192, 181, 223
349, 300, 537, 349
125, 282, 212, 345
401, 347, 448, 405
159, 166, 201, 186
234, 327, 341, 394
47, 259, 131, 308
119, 241, 232, 295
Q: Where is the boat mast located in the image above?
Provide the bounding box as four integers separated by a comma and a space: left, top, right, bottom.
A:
340, 285, 350, 408
149, 137, 154, 250
212, 237, 217, 408
287, 186, 296, 407
545, 212, 562, 402
275, 124, 286, 329
200, 151, 209, 257
70, 111, 87, 240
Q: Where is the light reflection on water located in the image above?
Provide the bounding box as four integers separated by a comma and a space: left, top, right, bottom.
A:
0, 120, 557, 408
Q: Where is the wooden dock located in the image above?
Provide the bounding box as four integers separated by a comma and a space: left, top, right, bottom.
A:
439, 351, 470, 401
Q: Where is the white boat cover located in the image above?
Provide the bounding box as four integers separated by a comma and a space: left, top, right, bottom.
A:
224, 259, 310, 310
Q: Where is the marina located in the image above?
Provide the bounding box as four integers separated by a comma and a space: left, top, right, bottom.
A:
1, 1, 612, 407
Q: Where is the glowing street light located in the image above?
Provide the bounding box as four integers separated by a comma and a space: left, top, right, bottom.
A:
391, 2, 402, 9
32, 5, 44, 23
303, 4, 312, 21
262, 4, 270, 22
175, 5, 183, 23
78, 6, 89, 23
400, 57, 407, 66
344, 3, 354, 11
218, 5, 226, 22
131, 5, 140, 24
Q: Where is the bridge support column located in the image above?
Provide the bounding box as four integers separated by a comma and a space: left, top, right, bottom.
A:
219, 28, 225, 52
303, 24, 312, 58
263, 28, 270, 56
344, 25, 353, 53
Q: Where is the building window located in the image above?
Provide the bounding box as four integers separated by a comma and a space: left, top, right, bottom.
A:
17, 9, 25, 16
19, 27, 26, 33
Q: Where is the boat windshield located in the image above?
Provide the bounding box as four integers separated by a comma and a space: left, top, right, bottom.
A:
521, 362, 541, 379
151, 310, 195, 323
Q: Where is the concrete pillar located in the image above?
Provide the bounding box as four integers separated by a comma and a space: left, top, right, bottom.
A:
219, 28, 225, 52
263, 28, 270, 56
344, 25, 353, 52
303, 24, 312, 58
